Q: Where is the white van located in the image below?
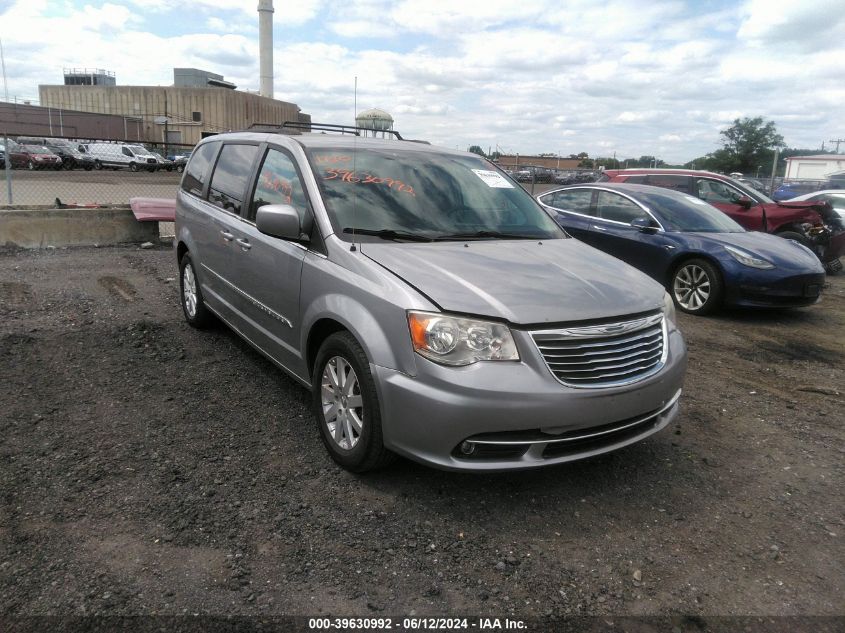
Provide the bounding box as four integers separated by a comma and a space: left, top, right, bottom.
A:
84, 143, 159, 172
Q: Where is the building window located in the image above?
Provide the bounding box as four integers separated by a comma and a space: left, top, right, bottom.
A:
192, 111, 202, 122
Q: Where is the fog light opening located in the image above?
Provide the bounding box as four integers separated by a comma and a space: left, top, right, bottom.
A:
459, 441, 476, 455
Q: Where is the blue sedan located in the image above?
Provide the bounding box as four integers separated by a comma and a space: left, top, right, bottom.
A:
537, 183, 826, 315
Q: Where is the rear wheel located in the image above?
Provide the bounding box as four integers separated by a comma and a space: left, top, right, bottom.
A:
312, 332, 395, 472
671, 258, 723, 315
179, 252, 213, 328
94, 160, 102, 170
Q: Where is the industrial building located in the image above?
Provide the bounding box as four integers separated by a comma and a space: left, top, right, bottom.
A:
38, 65, 308, 147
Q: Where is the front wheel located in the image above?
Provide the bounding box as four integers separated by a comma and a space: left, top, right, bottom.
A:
129, 162, 138, 172
27, 161, 35, 171
671, 258, 723, 315
176, 164, 184, 173
312, 332, 395, 472
179, 252, 213, 328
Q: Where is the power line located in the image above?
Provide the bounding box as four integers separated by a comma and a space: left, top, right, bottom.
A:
828, 138, 845, 153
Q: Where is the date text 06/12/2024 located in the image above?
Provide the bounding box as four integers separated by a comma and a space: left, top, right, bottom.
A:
308, 617, 527, 630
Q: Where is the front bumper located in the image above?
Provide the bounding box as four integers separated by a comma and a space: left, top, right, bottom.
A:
726, 269, 827, 308
373, 326, 687, 471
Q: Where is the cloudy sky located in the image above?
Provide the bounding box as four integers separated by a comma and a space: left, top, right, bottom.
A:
1, 0, 843, 162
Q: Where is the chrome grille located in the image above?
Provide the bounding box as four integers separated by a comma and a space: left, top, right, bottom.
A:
531, 312, 666, 388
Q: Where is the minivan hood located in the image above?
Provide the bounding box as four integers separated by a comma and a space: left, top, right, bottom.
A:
361, 239, 665, 325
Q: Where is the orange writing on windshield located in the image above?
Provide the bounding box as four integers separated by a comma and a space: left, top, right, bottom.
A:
323, 168, 415, 196
315, 155, 352, 164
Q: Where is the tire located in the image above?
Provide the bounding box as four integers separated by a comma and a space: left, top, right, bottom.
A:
129, 162, 138, 172
776, 230, 811, 248
27, 161, 35, 171
94, 160, 102, 170
671, 258, 723, 315
312, 332, 395, 472
176, 164, 184, 173
179, 252, 213, 328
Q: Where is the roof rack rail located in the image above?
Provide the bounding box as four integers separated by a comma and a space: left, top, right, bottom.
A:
248, 121, 404, 140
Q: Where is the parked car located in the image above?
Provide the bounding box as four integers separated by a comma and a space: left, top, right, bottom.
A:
45, 141, 94, 170
83, 142, 159, 171
600, 169, 845, 273
167, 150, 192, 173
514, 167, 532, 182
9, 144, 62, 170
150, 151, 174, 171
771, 180, 825, 201
538, 183, 826, 315
789, 190, 845, 222
733, 176, 768, 194
175, 129, 687, 472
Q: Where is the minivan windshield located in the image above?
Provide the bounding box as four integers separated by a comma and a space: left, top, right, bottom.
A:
307, 147, 564, 241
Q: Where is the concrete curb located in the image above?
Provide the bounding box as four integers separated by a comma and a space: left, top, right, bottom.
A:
0, 206, 158, 249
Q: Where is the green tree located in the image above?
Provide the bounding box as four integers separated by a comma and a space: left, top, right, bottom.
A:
718, 117, 785, 174
467, 145, 486, 157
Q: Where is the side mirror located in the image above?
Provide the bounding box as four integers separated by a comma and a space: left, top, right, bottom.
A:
630, 217, 658, 234
736, 195, 754, 208
256, 204, 304, 241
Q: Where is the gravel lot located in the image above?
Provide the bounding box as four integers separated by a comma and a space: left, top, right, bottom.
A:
0, 246, 843, 624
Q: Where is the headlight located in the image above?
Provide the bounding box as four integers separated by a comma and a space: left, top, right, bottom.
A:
662, 291, 676, 325
724, 245, 774, 269
407, 311, 519, 366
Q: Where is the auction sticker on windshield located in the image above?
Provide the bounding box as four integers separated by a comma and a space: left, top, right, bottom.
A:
472, 169, 514, 188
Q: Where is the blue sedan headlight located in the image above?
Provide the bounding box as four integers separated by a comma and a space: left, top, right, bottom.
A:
724, 245, 774, 270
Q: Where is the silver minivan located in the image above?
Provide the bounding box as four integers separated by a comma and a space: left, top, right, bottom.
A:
175, 127, 687, 472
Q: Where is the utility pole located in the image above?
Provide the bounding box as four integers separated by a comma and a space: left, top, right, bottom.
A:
828, 138, 845, 153
0, 36, 12, 205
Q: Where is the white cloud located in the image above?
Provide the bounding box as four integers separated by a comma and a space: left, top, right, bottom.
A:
1, 0, 843, 163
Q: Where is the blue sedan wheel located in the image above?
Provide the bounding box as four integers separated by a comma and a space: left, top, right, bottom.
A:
672, 259, 723, 315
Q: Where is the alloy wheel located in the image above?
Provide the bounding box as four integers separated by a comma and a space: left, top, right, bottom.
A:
182, 263, 197, 318
673, 264, 711, 311
320, 356, 364, 450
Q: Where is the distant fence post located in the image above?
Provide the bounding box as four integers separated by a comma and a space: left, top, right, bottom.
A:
3, 131, 12, 205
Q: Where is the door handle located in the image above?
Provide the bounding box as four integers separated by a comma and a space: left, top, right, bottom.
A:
220, 230, 234, 242
236, 237, 252, 251
591, 224, 608, 231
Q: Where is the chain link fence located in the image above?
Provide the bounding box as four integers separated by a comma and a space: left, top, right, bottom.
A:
1, 134, 192, 237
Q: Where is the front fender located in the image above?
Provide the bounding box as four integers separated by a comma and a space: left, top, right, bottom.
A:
300, 294, 419, 378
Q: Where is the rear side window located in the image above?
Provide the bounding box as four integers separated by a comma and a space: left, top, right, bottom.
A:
208, 144, 260, 215
596, 191, 650, 223
181, 142, 219, 197
548, 189, 595, 216
647, 175, 691, 193
622, 175, 648, 184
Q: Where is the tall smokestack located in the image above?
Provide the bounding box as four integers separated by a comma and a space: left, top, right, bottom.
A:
258, 0, 274, 99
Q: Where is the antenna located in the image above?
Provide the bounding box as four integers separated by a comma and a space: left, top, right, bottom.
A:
0, 37, 8, 101
351, 76, 359, 252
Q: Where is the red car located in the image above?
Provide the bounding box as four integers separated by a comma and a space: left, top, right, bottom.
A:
10, 144, 63, 170
599, 169, 844, 272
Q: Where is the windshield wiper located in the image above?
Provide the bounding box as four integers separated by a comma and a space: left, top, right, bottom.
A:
435, 230, 542, 241
342, 227, 434, 242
